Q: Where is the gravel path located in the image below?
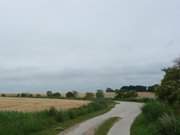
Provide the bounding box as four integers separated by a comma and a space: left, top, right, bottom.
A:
59, 102, 143, 135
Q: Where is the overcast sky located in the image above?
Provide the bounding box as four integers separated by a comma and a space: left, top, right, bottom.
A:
0, 0, 180, 92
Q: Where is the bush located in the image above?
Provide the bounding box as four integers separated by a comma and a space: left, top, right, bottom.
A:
72, 91, 79, 98
156, 80, 180, 104
46, 91, 62, 98
96, 90, 104, 99
35, 94, 42, 98
157, 113, 180, 135
52, 92, 61, 98
84, 92, 95, 100
16, 94, 20, 97
55, 111, 70, 122
66, 91, 75, 98
156, 67, 180, 105
48, 107, 57, 116
142, 101, 171, 121
115, 91, 137, 99
1, 94, 6, 97
20, 93, 33, 97
46, 91, 53, 97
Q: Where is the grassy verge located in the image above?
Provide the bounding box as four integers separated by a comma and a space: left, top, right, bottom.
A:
131, 101, 180, 135
95, 117, 120, 135
35, 101, 115, 135
131, 114, 157, 135
0, 99, 115, 135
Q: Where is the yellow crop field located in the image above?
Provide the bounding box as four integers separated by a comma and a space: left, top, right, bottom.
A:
0, 97, 89, 112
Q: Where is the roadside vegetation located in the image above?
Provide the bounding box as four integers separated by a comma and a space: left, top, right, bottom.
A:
0, 98, 114, 135
95, 117, 120, 135
131, 57, 180, 135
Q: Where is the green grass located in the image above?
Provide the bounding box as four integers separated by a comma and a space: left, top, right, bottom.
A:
0, 99, 115, 135
131, 114, 157, 135
131, 101, 180, 135
34, 101, 115, 135
95, 117, 120, 135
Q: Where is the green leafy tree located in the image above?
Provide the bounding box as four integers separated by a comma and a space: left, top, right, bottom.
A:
46, 91, 53, 97
96, 90, 104, 99
148, 84, 159, 92
84, 92, 95, 100
115, 90, 137, 99
72, 91, 78, 98
106, 88, 114, 92
52, 92, 61, 97
156, 57, 180, 104
66, 91, 74, 98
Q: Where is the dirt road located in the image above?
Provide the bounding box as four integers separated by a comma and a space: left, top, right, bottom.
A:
59, 102, 143, 135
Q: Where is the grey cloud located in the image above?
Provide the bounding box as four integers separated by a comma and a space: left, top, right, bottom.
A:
0, 0, 179, 92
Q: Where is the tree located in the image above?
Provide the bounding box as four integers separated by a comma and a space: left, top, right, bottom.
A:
148, 84, 159, 92
66, 91, 74, 98
84, 92, 95, 100
1, 94, 6, 97
96, 90, 104, 98
20, 93, 33, 97
115, 91, 137, 99
52, 92, 61, 97
106, 88, 114, 92
72, 91, 78, 98
47, 91, 53, 97
120, 85, 147, 91
156, 58, 180, 104
174, 57, 180, 68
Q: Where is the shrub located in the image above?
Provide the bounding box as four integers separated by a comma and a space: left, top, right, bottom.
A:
66, 91, 75, 98
16, 94, 20, 97
142, 101, 171, 121
52, 92, 61, 98
115, 91, 137, 99
68, 109, 78, 119
1, 94, 6, 97
96, 90, 104, 99
156, 80, 180, 104
20, 93, 33, 97
157, 113, 180, 135
55, 111, 70, 122
106, 88, 114, 92
46, 91, 53, 97
84, 92, 95, 100
156, 66, 180, 105
72, 91, 78, 98
48, 107, 57, 116
35, 94, 42, 98
124, 91, 137, 98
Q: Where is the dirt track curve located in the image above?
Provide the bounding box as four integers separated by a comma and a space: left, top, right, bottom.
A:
59, 102, 143, 135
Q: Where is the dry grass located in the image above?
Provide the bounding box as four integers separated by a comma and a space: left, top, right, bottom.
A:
0, 97, 89, 112
137, 92, 155, 98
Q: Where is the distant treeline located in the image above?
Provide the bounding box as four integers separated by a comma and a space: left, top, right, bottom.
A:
105, 84, 159, 93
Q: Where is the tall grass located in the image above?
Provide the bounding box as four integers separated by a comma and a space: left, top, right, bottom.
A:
131, 101, 180, 135
0, 99, 112, 135
141, 101, 172, 121
0, 111, 55, 135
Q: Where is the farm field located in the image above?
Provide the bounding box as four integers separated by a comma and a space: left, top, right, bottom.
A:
0, 97, 89, 112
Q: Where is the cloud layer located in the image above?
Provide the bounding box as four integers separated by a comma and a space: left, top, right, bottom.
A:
0, 0, 180, 92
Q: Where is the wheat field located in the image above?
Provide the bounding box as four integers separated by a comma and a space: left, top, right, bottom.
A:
0, 97, 89, 112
